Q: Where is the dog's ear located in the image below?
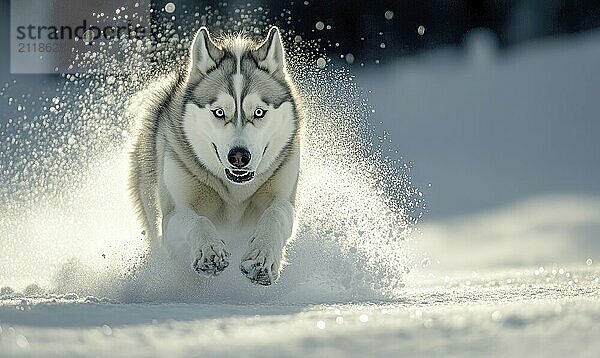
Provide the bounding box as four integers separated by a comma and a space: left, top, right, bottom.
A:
255, 26, 285, 73
190, 27, 223, 75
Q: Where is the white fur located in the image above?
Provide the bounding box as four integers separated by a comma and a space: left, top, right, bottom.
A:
182, 94, 295, 176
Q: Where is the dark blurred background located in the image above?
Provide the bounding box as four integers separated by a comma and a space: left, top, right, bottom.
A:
151, 0, 600, 64
259, 0, 600, 62
4, 1, 600, 72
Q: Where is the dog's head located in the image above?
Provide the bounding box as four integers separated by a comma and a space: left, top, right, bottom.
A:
181, 27, 298, 185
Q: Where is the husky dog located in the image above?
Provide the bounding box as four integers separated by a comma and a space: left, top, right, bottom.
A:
129, 26, 301, 286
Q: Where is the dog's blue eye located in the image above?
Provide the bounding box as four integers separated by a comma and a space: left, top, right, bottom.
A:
212, 108, 225, 119
254, 108, 266, 118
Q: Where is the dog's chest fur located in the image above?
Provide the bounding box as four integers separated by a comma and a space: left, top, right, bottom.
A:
160, 150, 268, 230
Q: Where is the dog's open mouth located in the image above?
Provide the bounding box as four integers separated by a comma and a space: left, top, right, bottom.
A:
225, 169, 255, 184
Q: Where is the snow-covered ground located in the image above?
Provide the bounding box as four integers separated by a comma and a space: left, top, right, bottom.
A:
0, 266, 598, 357
2, 30, 600, 357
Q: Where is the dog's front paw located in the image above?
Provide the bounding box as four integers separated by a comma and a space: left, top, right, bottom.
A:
240, 239, 282, 286
192, 241, 230, 277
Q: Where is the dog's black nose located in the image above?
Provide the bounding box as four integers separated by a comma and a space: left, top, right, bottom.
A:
227, 147, 251, 168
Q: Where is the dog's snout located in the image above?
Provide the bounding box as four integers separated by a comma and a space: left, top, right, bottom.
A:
227, 147, 251, 168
